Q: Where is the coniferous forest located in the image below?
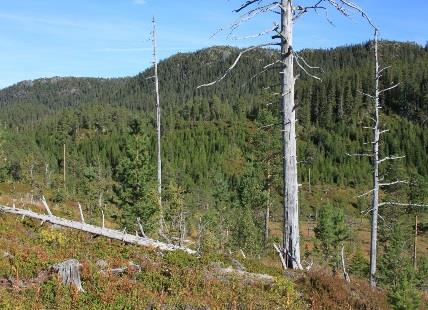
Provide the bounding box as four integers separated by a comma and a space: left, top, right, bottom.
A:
0, 3, 428, 309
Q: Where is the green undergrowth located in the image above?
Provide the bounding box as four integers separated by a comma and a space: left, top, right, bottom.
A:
0, 212, 394, 309
0, 213, 306, 309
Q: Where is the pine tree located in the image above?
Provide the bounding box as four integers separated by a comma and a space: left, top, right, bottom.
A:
378, 225, 421, 310
314, 203, 350, 272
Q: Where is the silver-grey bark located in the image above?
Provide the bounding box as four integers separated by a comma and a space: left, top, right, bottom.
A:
151, 17, 165, 236
0, 204, 195, 254
197, 0, 375, 270
280, 0, 301, 269
52, 259, 84, 292
369, 30, 380, 288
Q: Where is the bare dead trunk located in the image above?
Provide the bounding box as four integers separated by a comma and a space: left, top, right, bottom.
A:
370, 30, 380, 288
152, 18, 165, 236
281, 0, 301, 269
414, 215, 418, 270
63, 143, 66, 190
265, 160, 271, 243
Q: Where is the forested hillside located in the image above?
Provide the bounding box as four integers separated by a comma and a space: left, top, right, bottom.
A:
1, 41, 427, 308
1, 41, 427, 197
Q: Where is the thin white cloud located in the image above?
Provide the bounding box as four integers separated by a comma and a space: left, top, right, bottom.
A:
134, 0, 147, 5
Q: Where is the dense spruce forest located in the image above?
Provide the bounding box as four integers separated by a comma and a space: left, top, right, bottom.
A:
1, 41, 428, 308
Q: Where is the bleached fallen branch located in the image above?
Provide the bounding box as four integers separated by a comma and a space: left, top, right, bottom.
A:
0, 204, 195, 254
197, 43, 277, 89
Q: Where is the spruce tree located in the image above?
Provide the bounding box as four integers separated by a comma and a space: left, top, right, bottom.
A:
114, 122, 157, 230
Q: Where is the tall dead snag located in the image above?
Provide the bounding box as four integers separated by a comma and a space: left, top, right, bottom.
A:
151, 17, 165, 236
414, 215, 418, 270
63, 143, 66, 191
279, 0, 301, 269
354, 31, 427, 287
369, 30, 383, 288
198, 0, 375, 270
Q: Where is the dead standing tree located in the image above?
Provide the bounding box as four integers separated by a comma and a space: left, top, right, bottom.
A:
198, 0, 375, 270
149, 17, 166, 238
353, 30, 428, 287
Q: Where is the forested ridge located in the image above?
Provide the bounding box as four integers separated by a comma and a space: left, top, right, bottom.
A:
1, 41, 427, 191
1, 41, 428, 308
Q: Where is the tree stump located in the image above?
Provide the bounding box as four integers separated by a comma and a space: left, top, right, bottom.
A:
51, 259, 84, 292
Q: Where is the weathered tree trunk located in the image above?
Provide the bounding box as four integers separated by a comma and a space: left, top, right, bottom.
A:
63, 143, 66, 190
152, 18, 165, 236
1, 259, 84, 292
281, 0, 301, 269
265, 160, 271, 243
0, 204, 195, 254
369, 30, 380, 288
414, 215, 418, 270
52, 259, 84, 292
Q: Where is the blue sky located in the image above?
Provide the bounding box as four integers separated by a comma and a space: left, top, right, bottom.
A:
0, 0, 426, 89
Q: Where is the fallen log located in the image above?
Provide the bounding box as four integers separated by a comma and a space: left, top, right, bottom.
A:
0, 204, 195, 254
